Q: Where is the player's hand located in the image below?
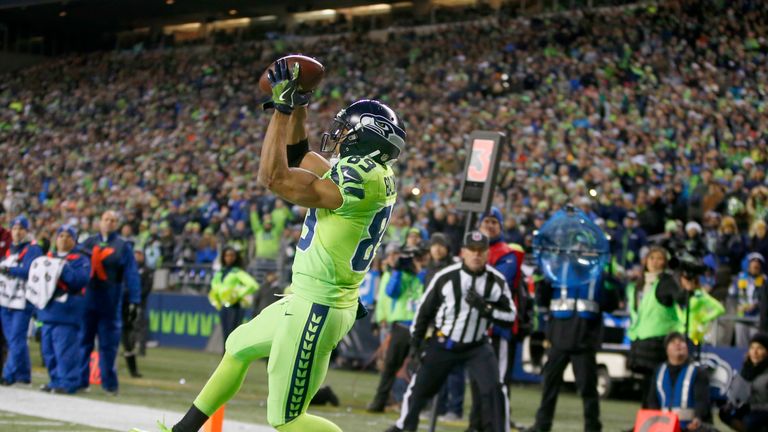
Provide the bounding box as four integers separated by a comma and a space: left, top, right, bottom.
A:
465, 289, 494, 318
263, 59, 311, 114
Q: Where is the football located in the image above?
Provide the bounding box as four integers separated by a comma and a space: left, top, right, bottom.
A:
259, 54, 325, 94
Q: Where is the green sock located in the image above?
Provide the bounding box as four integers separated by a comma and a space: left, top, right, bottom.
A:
276, 414, 342, 432
192, 353, 249, 416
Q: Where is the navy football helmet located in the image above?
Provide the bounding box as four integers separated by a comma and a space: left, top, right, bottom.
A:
320, 99, 406, 165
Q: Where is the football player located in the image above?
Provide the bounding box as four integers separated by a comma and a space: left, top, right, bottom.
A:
167, 59, 406, 432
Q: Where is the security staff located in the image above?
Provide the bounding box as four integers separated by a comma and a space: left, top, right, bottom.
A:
0, 216, 43, 386
385, 231, 516, 432
38, 224, 91, 394
526, 206, 617, 432
367, 246, 425, 413
646, 332, 711, 431
79, 210, 141, 394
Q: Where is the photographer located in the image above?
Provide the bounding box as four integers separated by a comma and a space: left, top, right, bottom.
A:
677, 256, 725, 346
367, 245, 425, 413
628, 246, 685, 406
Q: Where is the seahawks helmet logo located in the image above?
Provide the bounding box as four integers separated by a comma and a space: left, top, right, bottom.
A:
358, 114, 405, 149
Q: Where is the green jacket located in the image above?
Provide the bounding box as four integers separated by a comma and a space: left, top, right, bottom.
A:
627, 275, 683, 341
250, 210, 287, 260
677, 290, 724, 344
374, 270, 424, 324
208, 267, 260, 310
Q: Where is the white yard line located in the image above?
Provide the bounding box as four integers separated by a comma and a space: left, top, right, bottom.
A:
0, 386, 273, 432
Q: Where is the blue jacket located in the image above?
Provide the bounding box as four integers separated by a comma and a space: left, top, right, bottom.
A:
81, 233, 140, 318
6, 241, 43, 280
37, 250, 91, 326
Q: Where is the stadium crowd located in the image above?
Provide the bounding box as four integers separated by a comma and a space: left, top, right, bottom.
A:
0, 0, 765, 332
0, 0, 765, 273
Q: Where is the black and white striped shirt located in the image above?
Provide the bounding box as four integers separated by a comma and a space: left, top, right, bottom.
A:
410, 262, 516, 345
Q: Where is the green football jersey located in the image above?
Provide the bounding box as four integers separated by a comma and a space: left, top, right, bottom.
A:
291, 155, 397, 308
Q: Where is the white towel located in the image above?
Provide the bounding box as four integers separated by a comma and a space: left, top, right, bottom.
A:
0, 254, 25, 310
25, 256, 65, 310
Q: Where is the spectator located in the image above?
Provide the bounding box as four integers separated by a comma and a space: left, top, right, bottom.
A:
627, 246, 684, 405
683, 222, 707, 260
716, 216, 746, 280
748, 221, 768, 262
249, 205, 287, 262
79, 210, 141, 395
207, 247, 259, 351
38, 224, 91, 394
0, 216, 43, 386
195, 228, 219, 265
731, 253, 766, 347
645, 332, 712, 432
612, 212, 648, 276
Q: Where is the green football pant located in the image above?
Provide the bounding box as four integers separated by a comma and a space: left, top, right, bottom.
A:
195, 294, 356, 428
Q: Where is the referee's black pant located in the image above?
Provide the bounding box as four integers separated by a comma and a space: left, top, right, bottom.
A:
370, 322, 411, 409
532, 347, 601, 432
395, 338, 507, 432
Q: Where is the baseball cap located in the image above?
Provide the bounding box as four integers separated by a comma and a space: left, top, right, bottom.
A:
10, 215, 29, 230
479, 207, 503, 225
463, 231, 489, 250
56, 224, 78, 241
626, 211, 638, 220
429, 233, 450, 249
746, 252, 765, 263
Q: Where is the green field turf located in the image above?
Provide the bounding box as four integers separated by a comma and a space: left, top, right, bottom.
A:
24, 340, 646, 431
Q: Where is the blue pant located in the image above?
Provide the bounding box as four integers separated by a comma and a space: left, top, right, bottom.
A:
79, 309, 121, 391
42, 323, 81, 392
0, 306, 32, 383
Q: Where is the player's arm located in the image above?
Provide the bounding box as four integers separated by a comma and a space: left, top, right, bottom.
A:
258, 111, 343, 210
286, 106, 332, 177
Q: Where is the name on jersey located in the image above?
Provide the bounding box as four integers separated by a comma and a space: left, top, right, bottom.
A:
384, 175, 396, 197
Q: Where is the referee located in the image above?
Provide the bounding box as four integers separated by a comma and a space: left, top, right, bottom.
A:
385, 231, 516, 432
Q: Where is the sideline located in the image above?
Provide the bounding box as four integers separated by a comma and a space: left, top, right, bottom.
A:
0, 386, 272, 431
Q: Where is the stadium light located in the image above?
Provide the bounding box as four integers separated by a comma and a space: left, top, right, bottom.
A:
165, 0, 174, 4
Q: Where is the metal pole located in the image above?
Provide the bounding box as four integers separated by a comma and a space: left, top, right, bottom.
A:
464, 211, 475, 238
427, 394, 440, 432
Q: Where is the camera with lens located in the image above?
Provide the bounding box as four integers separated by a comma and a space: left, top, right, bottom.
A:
395, 246, 418, 274
670, 252, 707, 279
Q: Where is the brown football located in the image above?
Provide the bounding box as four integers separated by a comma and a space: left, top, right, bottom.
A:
259, 54, 325, 94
